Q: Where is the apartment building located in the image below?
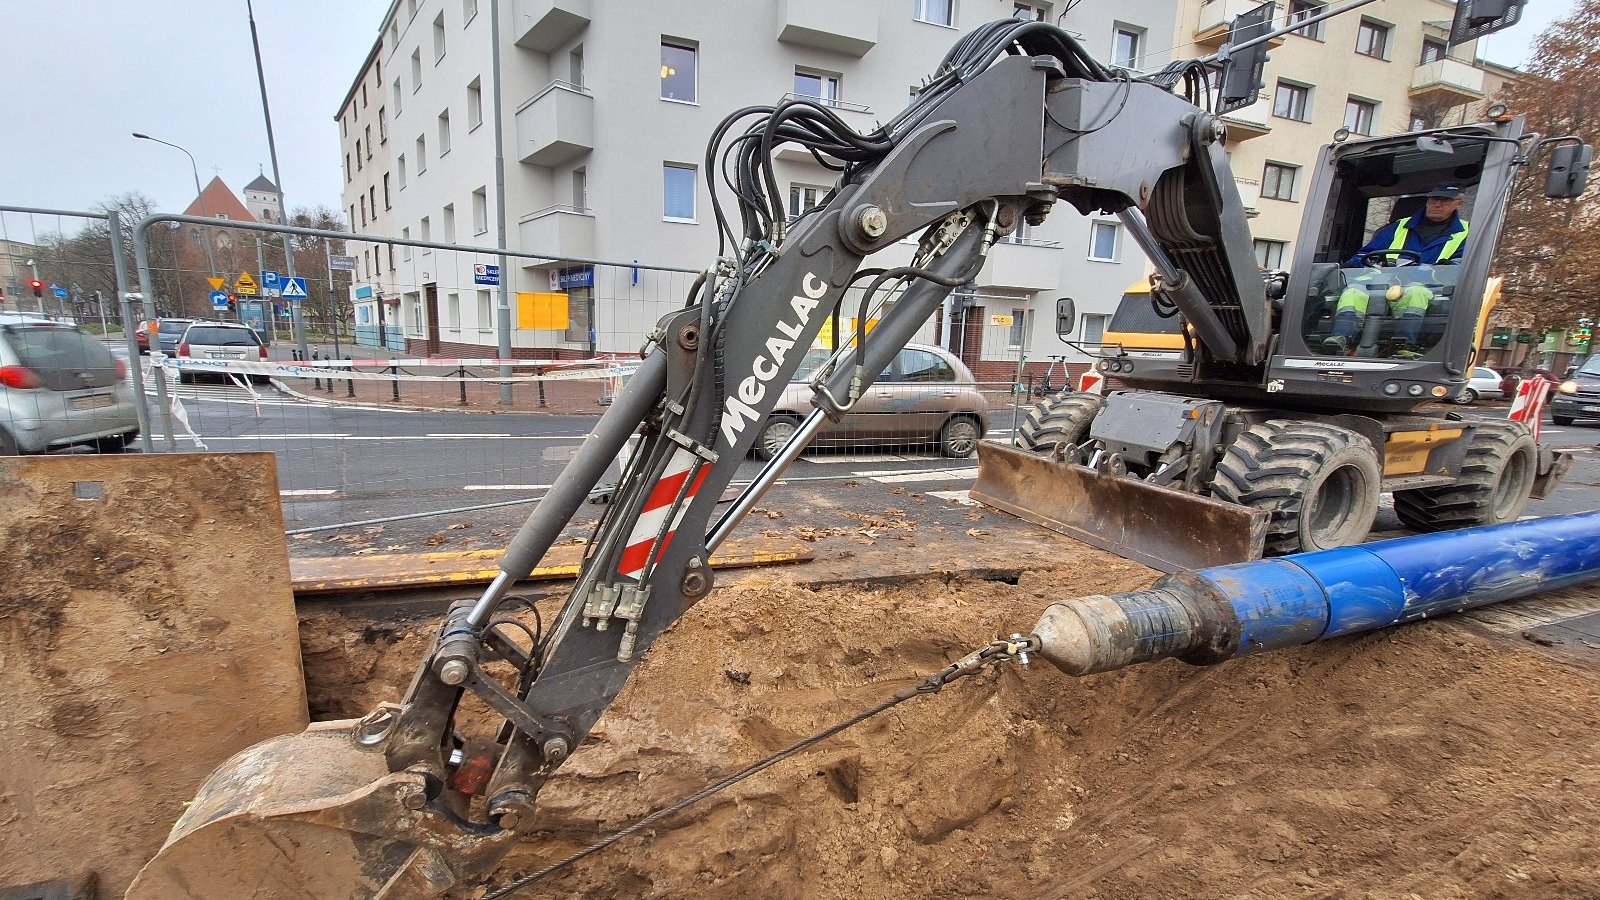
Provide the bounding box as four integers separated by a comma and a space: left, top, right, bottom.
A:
1174, 0, 1514, 272
337, 0, 1183, 376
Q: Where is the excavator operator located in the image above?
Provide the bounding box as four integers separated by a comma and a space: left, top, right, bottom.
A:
1323, 182, 1470, 356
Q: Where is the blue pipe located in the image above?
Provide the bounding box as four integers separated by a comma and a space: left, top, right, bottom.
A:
1033, 511, 1600, 675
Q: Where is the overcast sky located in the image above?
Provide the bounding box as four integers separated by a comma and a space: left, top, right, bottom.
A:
0, 0, 1576, 227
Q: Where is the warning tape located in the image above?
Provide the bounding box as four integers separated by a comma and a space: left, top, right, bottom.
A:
157, 357, 639, 383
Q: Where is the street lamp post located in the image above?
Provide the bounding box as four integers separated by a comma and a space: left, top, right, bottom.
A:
132, 132, 219, 310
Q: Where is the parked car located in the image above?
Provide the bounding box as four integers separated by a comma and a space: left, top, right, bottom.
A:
175, 322, 268, 383
135, 320, 152, 354
752, 343, 990, 459
1452, 366, 1505, 405
154, 317, 197, 356
0, 312, 140, 454
1551, 356, 1600, 426
1496, 366, 1557, 398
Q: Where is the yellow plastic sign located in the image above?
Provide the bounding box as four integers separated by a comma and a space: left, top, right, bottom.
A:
207, 276, 226, 291
990, 314, 1014, 327
516, 292, 569, 329
234, 272, 259, 296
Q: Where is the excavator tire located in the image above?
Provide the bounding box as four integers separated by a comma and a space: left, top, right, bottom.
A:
1210, 420, 1380, 556
1018, 391, 1105, 454
1394, 420, 1537, 531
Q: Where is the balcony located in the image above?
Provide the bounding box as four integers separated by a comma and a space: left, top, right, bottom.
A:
513, 0, 590, 52
1220, 95, 1273, 143
776, 0, 877, 56
1194, 0, 1288, 49
1410, 57, 1486, 105
515, 82, 593, 167
518, 205, 595, 260
974, 239, 1061, 292
1233, 177, 1261, 218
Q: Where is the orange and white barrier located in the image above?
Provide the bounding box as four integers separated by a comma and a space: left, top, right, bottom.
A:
1077, 370, 1104, 395
1508, 375, 1551, 441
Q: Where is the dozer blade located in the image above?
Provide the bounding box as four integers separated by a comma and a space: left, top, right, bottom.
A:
127, 720, 517, 900
971, 441, 1268, 573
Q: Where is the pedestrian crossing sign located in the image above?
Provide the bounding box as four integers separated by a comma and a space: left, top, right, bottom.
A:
280, 276, 309, 300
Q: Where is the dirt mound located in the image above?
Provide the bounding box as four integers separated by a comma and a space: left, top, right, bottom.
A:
303, 558, 1600, 899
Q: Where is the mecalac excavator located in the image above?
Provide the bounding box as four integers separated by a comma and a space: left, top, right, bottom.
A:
128, 1, 1591, 896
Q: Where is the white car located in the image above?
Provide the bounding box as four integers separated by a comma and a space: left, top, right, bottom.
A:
0, 312, 140, 454
1453, 366, 1504, 405
176, 322, 267, 383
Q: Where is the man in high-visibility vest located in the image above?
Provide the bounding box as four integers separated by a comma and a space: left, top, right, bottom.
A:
1323, 183, 1469, 356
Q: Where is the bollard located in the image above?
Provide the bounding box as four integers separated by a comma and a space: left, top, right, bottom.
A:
537, 365, 547, 408
345, 356, 355, 398
458, 365, 469, 405
390, 362, 400, 402
311, 349, 322, 392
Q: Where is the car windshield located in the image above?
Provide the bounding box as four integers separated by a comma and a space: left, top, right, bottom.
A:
159, 321, 191, 334
4, 325, 115, 371
1578, 356, 1600, 377
1303, 263, 1462, 359
185, 327, 260, 346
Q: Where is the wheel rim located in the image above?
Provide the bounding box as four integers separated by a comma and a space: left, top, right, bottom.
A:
762, 420, 797, 457
1306, 463, 1363, 547
1491, 447, 1533, 519
944, 420, 978, 456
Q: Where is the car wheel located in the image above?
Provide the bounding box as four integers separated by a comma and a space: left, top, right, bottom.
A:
939, 416, 982, 458
1452, 388, 1477, 405
1552, 414, 1575, 427
753, 415, 801, 462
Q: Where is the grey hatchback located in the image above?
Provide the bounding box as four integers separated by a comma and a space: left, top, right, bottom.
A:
0, 313, 140, 454
754, 343, 990, 459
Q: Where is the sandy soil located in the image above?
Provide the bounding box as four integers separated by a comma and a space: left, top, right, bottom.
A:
299, 545, 1600, 900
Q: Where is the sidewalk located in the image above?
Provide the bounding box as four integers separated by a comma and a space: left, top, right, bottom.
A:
267, 341, 618, 414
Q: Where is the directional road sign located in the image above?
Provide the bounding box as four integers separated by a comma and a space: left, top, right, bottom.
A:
209, 291, 229, 308
280, 276, 309, 300
234, 272, 259, 296
328, 254, 358, 271
473, 264, 500, 286
207, 276, 226, 291
50, 283, 67, 298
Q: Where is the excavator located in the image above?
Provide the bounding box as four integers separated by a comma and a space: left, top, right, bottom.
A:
127, 2, 1590, 896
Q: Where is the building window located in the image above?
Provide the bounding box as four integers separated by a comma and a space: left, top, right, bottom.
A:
356, 140, 363, 170
416, 134, 427, 172
463, 0, 477, 25
570, 46, 584, 87
467, 77, 483, 130
359, 196, 368, 227
349, 205, 356, 230
1344, 97, 1377, 135
369, 185, 377, 220
387, 243, 395, 271
472, 187, 488, 233
364, 125, 372, 158
663, 163, 696, 221
393, 79, 402, 117
1013, 4, 1047, 21
914, 0, 953, 27
1262, 162, 1298, 201
384, 173, 392, 209
1112, 27, 1142, 68
341, 115, 348, 138
794, 69, 841, 105
1273, 81, 1311, 121
389, 19, 399, 51
442, 204, 455, 243
362, 83, 369, 109
572, 167, 587, 210
1008, 308, 1031, 349
477, 290, 491, 329
1288, 0, 1324, 39
379, 106, 387, 143
411, 49, 422, 92
433, 12, 446, 61
344, 153, 351, 183
1081, 313, 1109, 344
660, 41, 696, 103
398, 153, 407, 188
447, 292, 461, 328
1409, 112, 1431, 132
1001, 220, 1034, 244
1089, 221, 1119, 261
420, 216, 431, 246
401, 226, 412, 260
1254, 239, 1287, 269
789, 184, 827, 219
438, 110, 451, 155
1420, 38, 1446, 64
1355, 19, 1389, 60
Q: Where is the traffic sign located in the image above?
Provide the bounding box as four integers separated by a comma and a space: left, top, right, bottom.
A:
280, 276, 309, 300
209, 290, 229, 308
50, 283, 67, 298
207, 276, 226, 291
261, 271, 282, 298
473, 264, 500, 286
328, 254, 358, 272
234, 272, 259, 296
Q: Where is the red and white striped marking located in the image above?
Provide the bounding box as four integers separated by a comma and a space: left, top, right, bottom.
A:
1508, 376, 1551, 441
619, 448, 707, 580
1077, 370, 1104, 395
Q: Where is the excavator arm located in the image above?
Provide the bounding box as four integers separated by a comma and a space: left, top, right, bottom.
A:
131, 21, 1289, 899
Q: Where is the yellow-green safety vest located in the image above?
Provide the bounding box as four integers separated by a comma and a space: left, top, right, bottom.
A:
1386, 217, 1470, 263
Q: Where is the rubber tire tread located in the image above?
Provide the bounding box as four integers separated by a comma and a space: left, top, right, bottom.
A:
1210, 420, 1381, 556
1393, 420, 1537, 531
1017, 391, 1105, 453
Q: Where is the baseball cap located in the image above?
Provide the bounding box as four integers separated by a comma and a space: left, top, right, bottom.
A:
1423, 182, 1466, 198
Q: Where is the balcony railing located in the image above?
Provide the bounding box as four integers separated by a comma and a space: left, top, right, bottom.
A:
1195, 0, 1288, 48
513, 0, 590, 52
515, 81, 594, 167
974, 240, 1061, 292
1410, 57, 1487, 103
778, 92, 873, 115
776, 0, 877, 56
1233, 177, 1261, 217
518, 204, 595, 260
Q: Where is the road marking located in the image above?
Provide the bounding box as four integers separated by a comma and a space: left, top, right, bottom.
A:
868, 467, 979, 483
280, 489, 339, 496
207, 433, 354, 439
426, 433, 513, 437
199, 434, 577, 442
464, 484, 554, 491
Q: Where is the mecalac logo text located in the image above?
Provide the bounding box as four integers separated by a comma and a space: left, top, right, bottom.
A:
719, 272, 828, 447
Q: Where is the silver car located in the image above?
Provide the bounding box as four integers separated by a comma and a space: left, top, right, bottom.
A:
754, 343, 990, 459
1452, 365, 1505, 405
0, 313, 140, 454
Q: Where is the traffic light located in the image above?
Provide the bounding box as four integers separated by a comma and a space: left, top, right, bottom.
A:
227, 293, 237, 311
1574, 324, 1593, 346
28, 279, 43, 299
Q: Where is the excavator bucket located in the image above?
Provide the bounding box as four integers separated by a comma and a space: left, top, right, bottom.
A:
127, 721, 517, 900
970, 441, 1268, 573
